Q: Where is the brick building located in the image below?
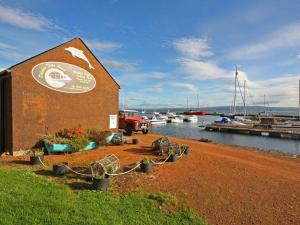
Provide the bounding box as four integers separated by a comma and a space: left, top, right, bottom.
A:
0, 37, 119, 154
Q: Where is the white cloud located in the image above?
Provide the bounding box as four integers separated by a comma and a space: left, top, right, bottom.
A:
144, 84, 165, 93
103, 59, 137, 72
177, 57, 249, 81
228, 22, 300, 60
172, 37, 213, 58
116, 71, 170, 87
168, 82, 198, 93
86, 39, 121, 52
0, 42, 14, 50
222, 74, 300, 107
0, 4, 60, 30
144, 82, 198, 95
143, 71, 168, 79
178, 58, 227, 79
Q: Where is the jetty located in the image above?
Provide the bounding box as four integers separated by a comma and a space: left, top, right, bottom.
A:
205, 124, 300, 140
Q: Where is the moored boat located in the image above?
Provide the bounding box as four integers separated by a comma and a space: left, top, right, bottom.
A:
148, 115, 167, 125
183, 110, 206, 116
169, 116, 183, 123
183, 115, 198, 122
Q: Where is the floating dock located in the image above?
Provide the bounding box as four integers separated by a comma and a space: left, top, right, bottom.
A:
205, 125, 300, 140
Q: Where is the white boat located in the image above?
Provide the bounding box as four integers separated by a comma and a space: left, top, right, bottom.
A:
148, 115, 167, 125
170, 116, 183, 123
141, 115, 148, 120
183, 115, 198, 122
156, 114, 168, 121
214, 117, 246, 126
166, 111, 176, 118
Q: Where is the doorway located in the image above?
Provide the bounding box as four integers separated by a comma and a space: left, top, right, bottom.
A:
0, 74, 12, 154
0, 78, 4, 153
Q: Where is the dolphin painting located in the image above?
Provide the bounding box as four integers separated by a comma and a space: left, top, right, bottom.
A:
65, 47, 95, 69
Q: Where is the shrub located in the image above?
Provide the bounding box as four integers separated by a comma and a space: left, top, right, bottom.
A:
142, 158, 151, 164
43, 134, 90, 152
67, 137, 90, 152
28, 148, 44, 157
86, 128, 112, 146
57, 124, 85, 138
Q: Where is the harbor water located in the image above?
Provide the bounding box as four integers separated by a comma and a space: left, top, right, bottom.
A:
150, 115, 300, 155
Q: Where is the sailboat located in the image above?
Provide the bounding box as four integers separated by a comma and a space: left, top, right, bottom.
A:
221, 65, 244, 119
217, 65, 248, 125
183, 95, 206, 116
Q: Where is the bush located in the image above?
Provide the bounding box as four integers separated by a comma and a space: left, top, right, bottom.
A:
28, 148, 44, 157
67, 137, 90, 151
44, 134, 90, 152
86, 128, 112, 146
142, 158, 151, 164
57, 124, 85, 138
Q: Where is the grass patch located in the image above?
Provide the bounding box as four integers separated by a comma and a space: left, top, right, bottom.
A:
0, 168, 208, 225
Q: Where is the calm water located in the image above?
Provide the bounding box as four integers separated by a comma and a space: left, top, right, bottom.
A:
150, 115, 300, 155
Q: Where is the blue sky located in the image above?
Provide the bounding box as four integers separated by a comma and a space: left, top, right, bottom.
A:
0, 0, 300, 108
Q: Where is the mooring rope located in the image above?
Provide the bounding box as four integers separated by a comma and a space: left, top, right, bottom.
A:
105, 163, 141, 176
36, 145, 189, 178
177, 150, 186, 159
150, 155, 170, 165
38, 156, 47, 167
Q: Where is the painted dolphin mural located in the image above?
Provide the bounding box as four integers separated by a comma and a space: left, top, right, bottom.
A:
65, 47, 94, 69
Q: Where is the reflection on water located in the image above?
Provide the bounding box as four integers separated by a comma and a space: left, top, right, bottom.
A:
150, 115, 300, 155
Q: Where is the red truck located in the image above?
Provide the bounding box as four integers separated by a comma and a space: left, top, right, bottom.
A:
119, 110, 150, 136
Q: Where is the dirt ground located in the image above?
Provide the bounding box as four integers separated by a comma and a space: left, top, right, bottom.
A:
1, 133, 299, 225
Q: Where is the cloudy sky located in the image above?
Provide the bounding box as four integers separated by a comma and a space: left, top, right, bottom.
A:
0, 0, 300, 108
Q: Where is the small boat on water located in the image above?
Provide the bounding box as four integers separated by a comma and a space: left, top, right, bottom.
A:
214, 117, 246, 126
169, 116, 183, 123
141, 115, 148, 120
148, 115, 167, 125
157, 114, 168, 121
183, 110, 206, 116
183, 115, 198, 122
166, 111, 176, 118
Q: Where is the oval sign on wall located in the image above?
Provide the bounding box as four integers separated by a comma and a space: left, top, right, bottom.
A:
32, 62, 96, 93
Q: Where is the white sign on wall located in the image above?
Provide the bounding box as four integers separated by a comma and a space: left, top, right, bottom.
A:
109, 115, 117, 129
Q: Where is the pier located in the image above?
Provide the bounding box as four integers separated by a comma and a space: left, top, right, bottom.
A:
205, 124, 300, 140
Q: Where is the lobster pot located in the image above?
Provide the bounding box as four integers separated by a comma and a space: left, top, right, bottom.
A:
90, 154, 120, 176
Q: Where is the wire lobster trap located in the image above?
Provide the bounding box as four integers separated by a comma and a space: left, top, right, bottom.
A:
90, 154, 120, 177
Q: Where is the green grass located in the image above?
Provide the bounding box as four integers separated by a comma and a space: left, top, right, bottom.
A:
0, 168, 208, 225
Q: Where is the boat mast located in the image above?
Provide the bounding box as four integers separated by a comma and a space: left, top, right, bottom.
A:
197, 94, 200, 109
264, 94, 266, 115
298, 79, 300, 120
186, 96, 189, 110
244, 80, 246, 117
233, 65, 238, 115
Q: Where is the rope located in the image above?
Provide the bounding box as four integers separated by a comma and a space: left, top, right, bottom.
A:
36, 144, 189, 178
105, 163, 141, 176
38, 156, 47, 167
64, 165, 93, 177
90, 166, 95, 177
177, 150, 185, 159
150, 155, 170, 165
